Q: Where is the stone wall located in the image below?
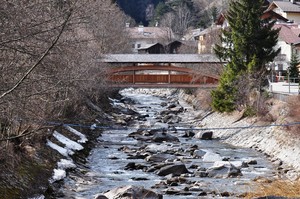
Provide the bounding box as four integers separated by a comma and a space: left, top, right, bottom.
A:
178, 90, 300, 181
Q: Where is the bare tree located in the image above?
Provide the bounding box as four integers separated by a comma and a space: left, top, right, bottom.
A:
160, 12, 176, 31
0, 0, 129, 149
159, 1, 195, 38
175, 3, 195, 36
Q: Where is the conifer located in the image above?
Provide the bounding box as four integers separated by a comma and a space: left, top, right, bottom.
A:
212, 0, 280, 112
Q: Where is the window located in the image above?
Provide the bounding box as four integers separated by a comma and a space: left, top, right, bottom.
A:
137, 44, 141, 48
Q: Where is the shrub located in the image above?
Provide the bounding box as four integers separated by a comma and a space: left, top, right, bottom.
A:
243, 106, 256, 117
246, 180, 300, 198
195, 89, 212, 110
287, 95, 300, 134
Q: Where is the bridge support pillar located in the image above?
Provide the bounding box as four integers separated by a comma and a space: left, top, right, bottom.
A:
133, 71, 135, 84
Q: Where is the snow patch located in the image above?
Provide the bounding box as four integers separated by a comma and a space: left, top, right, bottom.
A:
46, 139, 74, 156
51, 169, 66, 182
28, 195, 45, 199
57, 159, 76, 169
90, 123, 97, 130
64, 125, 88, 143
47, 127, 87, 183
53, 130, 84, 150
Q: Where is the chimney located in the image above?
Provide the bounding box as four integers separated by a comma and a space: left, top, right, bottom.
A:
138, 25, 144, 33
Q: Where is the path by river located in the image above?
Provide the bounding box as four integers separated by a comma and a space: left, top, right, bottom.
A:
57, 89, 278, 199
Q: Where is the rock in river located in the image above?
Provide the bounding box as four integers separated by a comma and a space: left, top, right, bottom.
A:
156, 164, 190, 176
206, 163, 242, 178
97, 185, 163, 199
195, 131, 213, 140
152, 132, 179, 143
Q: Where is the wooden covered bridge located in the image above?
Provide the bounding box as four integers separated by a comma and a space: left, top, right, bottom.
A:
101, 54, 224, 88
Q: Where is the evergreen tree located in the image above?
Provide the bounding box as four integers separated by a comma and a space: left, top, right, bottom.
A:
211, 6, 218, 23
212, 0, 280, 112
289, 50, 300, 79
153, 1, 170, 22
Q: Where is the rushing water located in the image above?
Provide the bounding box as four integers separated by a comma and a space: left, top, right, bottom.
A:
58, 89, 277, 199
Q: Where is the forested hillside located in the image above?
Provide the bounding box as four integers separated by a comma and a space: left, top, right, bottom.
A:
116, 0, 226, 35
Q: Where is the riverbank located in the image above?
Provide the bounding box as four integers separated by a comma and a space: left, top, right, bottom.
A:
178, 90, 300, 181
0, 92, 120, 199
57, 88, 281, 199
2, 88, 298, 199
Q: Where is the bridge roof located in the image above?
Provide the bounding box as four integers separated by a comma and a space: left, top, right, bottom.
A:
101, 54, 223, 64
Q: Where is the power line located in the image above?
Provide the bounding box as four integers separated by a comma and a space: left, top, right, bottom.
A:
44, 121, 300, 131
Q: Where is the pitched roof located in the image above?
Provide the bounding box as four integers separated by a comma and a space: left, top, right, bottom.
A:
137, 43, 163, 50
126, 26, 175, 40
273, 23, 300, 44
267, 1, 300, 13
101, 54, 222, 63
182, 28, 202, 40
262, 10, 289, 21
199, 26, 222, 36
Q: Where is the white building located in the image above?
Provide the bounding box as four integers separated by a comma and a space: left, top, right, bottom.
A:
266, 0, 300, 23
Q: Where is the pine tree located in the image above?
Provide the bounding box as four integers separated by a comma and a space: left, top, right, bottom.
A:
211, 6, 218, 23
212, 0, 280, 112
289, 50, 300, 79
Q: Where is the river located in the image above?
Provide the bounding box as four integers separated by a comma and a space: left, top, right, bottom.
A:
57, 88, 277, 199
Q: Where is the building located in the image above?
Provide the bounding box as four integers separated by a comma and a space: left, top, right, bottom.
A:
126, 25, 176, 54
126, 25, 198, 54
272, 23, 300, 81
266, 0, 300, 23
198, 26, 222, 54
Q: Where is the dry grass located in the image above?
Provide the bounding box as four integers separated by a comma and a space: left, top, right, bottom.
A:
195, 89, 212, 110
245, 180, 300, 198
286, 96, 300, 135
288, 96, 300, 117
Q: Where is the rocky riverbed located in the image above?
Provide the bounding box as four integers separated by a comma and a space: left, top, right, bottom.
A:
178, 91, 300, 182
46, 88, 291, 199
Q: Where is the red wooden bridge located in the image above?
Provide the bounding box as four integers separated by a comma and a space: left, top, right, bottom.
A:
101, 54, 224, 88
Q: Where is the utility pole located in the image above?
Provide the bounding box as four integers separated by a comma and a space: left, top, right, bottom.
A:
288, 67, 291, 93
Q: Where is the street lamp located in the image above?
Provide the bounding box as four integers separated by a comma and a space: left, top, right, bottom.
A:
287, 67, 290, 93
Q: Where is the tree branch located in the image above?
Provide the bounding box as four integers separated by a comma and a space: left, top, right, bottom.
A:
0, 126, 50, 142
0, 12, 72, 100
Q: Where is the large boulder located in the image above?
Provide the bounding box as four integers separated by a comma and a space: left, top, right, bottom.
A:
206, 163, 242, 178
100, 185, 163, 199
95, 196, 108, 199
194, 131, 213, 140
156, 164, 190, 176
152, 132, 179, 143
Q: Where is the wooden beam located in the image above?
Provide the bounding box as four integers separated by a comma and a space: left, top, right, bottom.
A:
108, 83, 217, 89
